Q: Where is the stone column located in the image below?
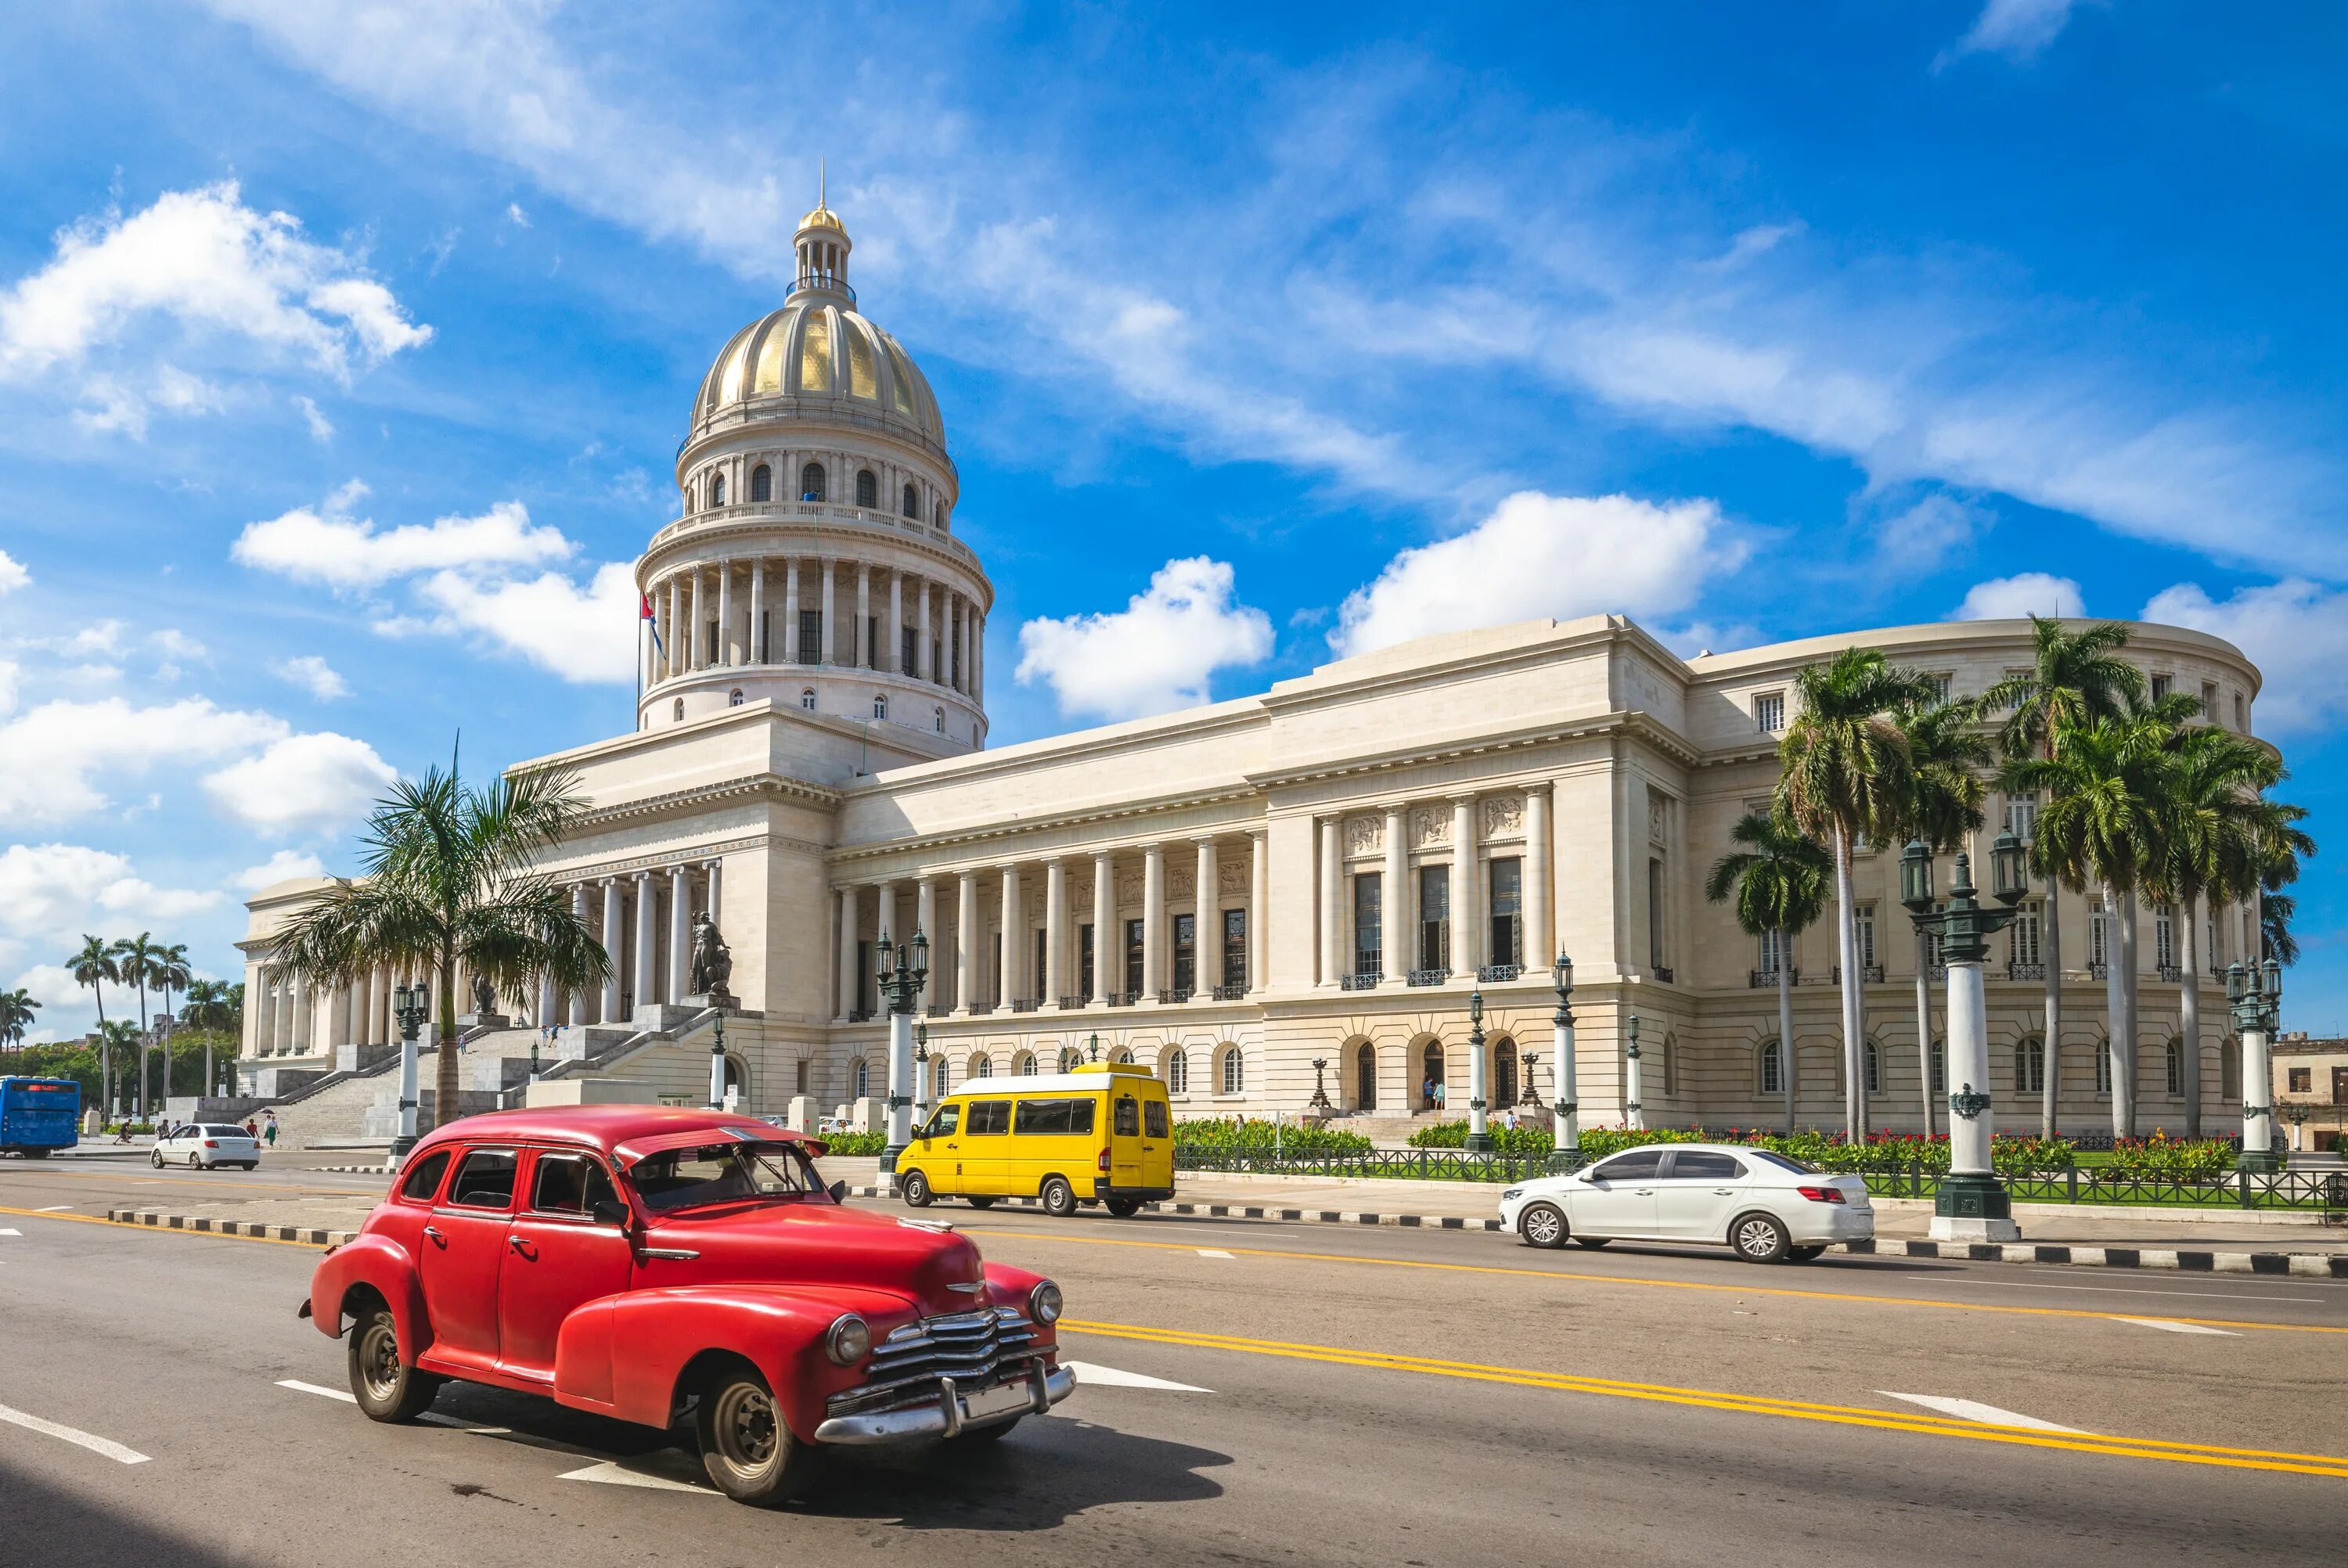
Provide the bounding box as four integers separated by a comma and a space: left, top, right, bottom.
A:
1381, 806, 1408, 982
1525, 783, 1554, 969
748, 557, 765, 664
705, 858, 722, 927
1452, 796, 1482, 976
1195, 838, 1220, 998
956, 870, 978, 1015
287, 973, 309, 1052
1248, 828, 1269, 994
973, 610, 985, 705
668, 865, 691, 1003
568, 885, 589, 1025
822, 559, 837, 664
1045, 858, 1068, 1006
836, 886, 859, 1020
1143, 844, 1165, 999
916, 876, 938, 1010
600, 879, 624, 1023
857, 563, 872, 668
1092, 851, 1115, 1003
686, 570, 705, 672
716, 562, 734, 667
535, 969, 556, 1033
888, 570, 903, 674
960, 596, 974, 693
783, 559, 801, 664
916, 577, 932, 682
632, 869, 657, 1017
877, 879, 898, 947
1320, 815, 1343, 986
999, 864, 1025, 1007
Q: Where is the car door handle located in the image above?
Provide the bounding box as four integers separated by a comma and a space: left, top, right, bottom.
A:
423, 1225, 445, 1246
508, 1234, 536, 1259
1635, 1188, 1654, 1196
1714, 1188, 1737, 1195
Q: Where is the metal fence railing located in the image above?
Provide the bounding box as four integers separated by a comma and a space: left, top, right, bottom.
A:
1173, 1147, 1576, 1184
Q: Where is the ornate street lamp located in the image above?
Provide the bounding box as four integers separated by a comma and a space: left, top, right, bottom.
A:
913, 1022, 931, 1122
1518, 1052, 1541, 1108
875, 930, 930, 1178
2227, 957, 2284, 1172
390, 980, 430, 1164
2282, 1099, 2309, 1154
1308, 1056, 1333, 1116
1623, 1009, 1644, 1132
1464, 990, 1493, 1153
1900, 832, 2028, 1242
1549, 952, 1580, 1170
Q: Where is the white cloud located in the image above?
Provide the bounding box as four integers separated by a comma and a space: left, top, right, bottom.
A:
236, 848, 328, 890
506, 203, 531, 228
1017, 557, 1273, 721
1942, 0, 2085, 65
272, 653, 351, 700
0, 549, 29, 595
1870, 491, 1993, 572
1331, 491, 1742, 659
413, 560, 641, 685
296, 393, 334, 441
0, 695, 288, 824
203, 731, 395, 838
232, 484, 572, 590
2141, 579, 2348, 735
150, 628, 209, 681
0, 182, 430, 434
0, 843, 225, 1034
1954, 573, 2085, 621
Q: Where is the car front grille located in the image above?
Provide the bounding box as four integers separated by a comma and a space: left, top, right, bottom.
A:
825, 1307, 1040, 1415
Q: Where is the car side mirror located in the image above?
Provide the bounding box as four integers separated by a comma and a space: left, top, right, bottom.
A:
589, 1199, 629, 1228
827, 1179, 849, 1203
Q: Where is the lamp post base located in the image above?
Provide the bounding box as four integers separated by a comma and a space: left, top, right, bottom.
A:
879, 1141, 906, 1179
2237, 1147, 2283, 1174
1928, 1171, 2021, 1243
1464, 1131, 1495, 1153
1546, 1148, 1581, 1174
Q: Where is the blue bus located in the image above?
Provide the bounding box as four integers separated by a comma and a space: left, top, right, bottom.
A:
0, 1077, 81, 1157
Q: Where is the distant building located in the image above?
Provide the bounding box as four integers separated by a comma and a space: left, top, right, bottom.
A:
2274, 1034, 2347, 1154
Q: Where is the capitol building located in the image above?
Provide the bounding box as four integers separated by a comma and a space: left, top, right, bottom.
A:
238, 201, 2264, 1138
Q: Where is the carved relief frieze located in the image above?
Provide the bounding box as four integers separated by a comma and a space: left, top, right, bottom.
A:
1410, 807, 1449, 848
1482, 793, 1525, 840
1344, 815, 1382, 857
1219, 860, 1248, 895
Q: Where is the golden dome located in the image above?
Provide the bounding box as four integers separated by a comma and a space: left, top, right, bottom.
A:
798, 202, 844, 234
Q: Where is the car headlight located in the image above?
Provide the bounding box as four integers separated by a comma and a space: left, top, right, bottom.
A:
1029, 1279, 1063, 1325
1501, 1187, 1525, 1200
824, 1313, 871, 1366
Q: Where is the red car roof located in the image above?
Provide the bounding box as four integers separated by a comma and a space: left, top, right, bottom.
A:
406, 1105, 814, 1160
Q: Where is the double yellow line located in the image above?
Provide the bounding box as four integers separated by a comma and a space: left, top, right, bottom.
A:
1064, 1317, 2348, 1479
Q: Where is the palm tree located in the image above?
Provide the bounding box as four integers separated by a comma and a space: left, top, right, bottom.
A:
1983, 617, 2146, 1138
1705, 811, 1830, 1132
151, 944, 192, 1099
182, 977, 229, 1097
275, 764, 609, 1138
1775, 647, 1937, 1137
69, 935, 119, 1113
0, 988, 39, 1062
111, 932, 160, 1119
2260, 890, 2300, 966
1890, 694, 1991, 1135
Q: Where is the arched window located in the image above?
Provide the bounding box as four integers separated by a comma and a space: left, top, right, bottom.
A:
2163, 1037, 2185, 1097
1758, 1038, 1784, 1097
852, 1059, 870, 1098
1863, 1039, 1882, 1095
970, 1052, 992, 1080
934, 707, 945, 733
1111, 1048, 1133, 1064
800, 462, 826, 502
800, 689, 816, 710
873, 694, 888, 719
932, 1058, 949, 1097
711, 472, 726, 508
1422, 1041, 1445, 1109
935, 500, 947, 529
1014, 1051, 1037, 1077
750, 464, 772, 503
1493, 1038, 1518, 1106
855, 469, 878, 509
1166, 1048, 1188, 1095
1219, 1045, 1244, 1095
728, 689, 744, 707
2015, 1036, 2045, 1095
1356, 1041, 1377, 1109
672, 698, 685, 721
902, 482, 918, 518
1058, 1047, 1080, 1073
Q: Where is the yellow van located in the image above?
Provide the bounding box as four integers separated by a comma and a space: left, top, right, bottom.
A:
898, 1063, 1175, 1218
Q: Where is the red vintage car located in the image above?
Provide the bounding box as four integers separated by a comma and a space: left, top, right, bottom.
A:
302, 1106, 1072, 1504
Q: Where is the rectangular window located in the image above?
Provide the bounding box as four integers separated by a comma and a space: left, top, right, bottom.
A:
1925, 673, 1954, 704
798, 609, 823, 664
1352, 872, 1383, 977
1487, 857, 1522, 968
2090, 908, 2109, 967
2287, 1067, 2310, 1093
1223, 908, 1248, 991
901, 626, 919, 676
1418, 864, 1450, 971
1033, 929, 1047, 1002
1754, 691, 1784, 732
856, 940, 873, 1016
2004, 792, 2038, 841
2333, 1066, 2348, 1104
794, 1059, 809, 1094
2011, 902, 2042, 967
1013, 1097, 1096, 1136
705, 620, 720, 664
864, 615, 878, 668
1856, 902, 1876, 969
931, 638, 942, 683
2235, 692, 2246, 730
2155, 908, 2175, 969
1172, 913, 1196, 993
758, 610, 769, 664
1124, 918, 1145, 996
2201, 680, 2219, 720
1112, 1095, 1140, 1136
964, 1100, 1010, 1136
1143, 1100, 1169, 1138
2151, 673, 2173, 702
448, 1149, 518, 1210
1078, 923, 1094, 998
1759, 929, 1787, 976
1648, 859, 1667, 967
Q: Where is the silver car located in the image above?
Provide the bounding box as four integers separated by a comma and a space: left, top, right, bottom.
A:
1498, 1143, 1873, 1263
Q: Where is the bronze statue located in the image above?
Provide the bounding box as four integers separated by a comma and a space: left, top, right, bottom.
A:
689, 911, 734, 997
470, 972, 497, 1016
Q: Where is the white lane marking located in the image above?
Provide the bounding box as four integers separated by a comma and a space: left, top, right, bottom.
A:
0, 1403, 152, 1464
558, 1460, 713, 1493
277, 1379, 355, 1403
1062, 1360, 1212, 1392
1878, 1392, 2084, 1433
1197, 1248, 1234, 1259
2113, 1316, 2241, 1336
0, 1228, 22, 1235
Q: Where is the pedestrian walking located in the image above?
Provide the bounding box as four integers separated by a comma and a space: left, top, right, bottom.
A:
1434, 1081, 1447, 1112
264, 1111, 279, 1147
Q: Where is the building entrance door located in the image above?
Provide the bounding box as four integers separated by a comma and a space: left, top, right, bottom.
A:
1356, 1043, 1377, 1111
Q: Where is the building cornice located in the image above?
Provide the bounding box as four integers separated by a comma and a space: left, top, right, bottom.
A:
567, 773, 842, 833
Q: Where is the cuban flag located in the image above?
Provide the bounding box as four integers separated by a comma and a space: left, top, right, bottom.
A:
640, 592, 664, 656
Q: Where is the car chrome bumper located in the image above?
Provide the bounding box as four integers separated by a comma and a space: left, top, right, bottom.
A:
813, 1361, 1075, 1446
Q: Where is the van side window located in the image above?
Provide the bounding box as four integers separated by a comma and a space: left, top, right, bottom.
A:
1143, 1101, 1169, 1138
965, 1100, 1011, 1136
921, 1105, 960, 1139
1013, 1098, 1096, 1136
398, 1149, 452, 1203
1113, 1095, 1140, 1136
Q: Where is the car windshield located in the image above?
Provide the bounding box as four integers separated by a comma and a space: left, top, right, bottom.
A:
1748, 1149, 1824, 1175
627, 1142, 823, 1212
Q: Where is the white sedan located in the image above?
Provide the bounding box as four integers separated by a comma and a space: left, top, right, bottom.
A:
1499, 1144, 1872, 1263
152, 1124, 262, 1171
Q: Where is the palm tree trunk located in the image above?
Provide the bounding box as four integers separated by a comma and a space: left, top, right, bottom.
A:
1834, 826, 1864, 1140
2102, 885, 2124, 1138
89, 984, 109, 1117
2120, 890, 2141, 1137
2040, 882, 2061, 1140
434, 951, 461, 1134
1914, 930, 1935, 1137
2179, 897, 2202, 1138
135, 982, 149, 1120
1777, 940, 1795, 1135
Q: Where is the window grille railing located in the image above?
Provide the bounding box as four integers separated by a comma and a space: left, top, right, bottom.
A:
1406, 968, 1449, 987
1750, 968, 1799, 987
1211, 983, 1247, 1001
1476, 965, 1523, 984
1339, 973, 1381, 991
1158, 987, 1194, 1005
2007, 962, 2045, 982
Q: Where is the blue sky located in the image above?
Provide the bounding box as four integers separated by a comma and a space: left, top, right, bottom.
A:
4, 1, 2346, 1041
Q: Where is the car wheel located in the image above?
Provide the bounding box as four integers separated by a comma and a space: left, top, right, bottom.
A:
1518, 1202, 1568, 1250
900, 1170, 933, 1208
966, 1196, 997, 1210
1731, 1212, 1791, 1264
190, 1153, 204, 1168
348, 1307, 441, 1422
149, 1151, 164, 1168
1040, 1177, 1078, 1217
242, 1163, 259, 1171
1572, 1235, 1612, 1249
1786, 1245, 1826, 1262
697, 1364, 817, 1506
1104, 1198, 1141, 1218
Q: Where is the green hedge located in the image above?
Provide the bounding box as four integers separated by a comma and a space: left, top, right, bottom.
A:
815, 1131, 887, 1156
1171, 1116, 1375, 1156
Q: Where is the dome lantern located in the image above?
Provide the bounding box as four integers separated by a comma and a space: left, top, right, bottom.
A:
794, 162, 852, 305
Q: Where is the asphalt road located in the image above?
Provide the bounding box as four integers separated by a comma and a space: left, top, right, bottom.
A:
3, 1160, 2346, 1566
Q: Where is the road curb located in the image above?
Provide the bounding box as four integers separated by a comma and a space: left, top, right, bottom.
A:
107, 1209, 358, 1246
